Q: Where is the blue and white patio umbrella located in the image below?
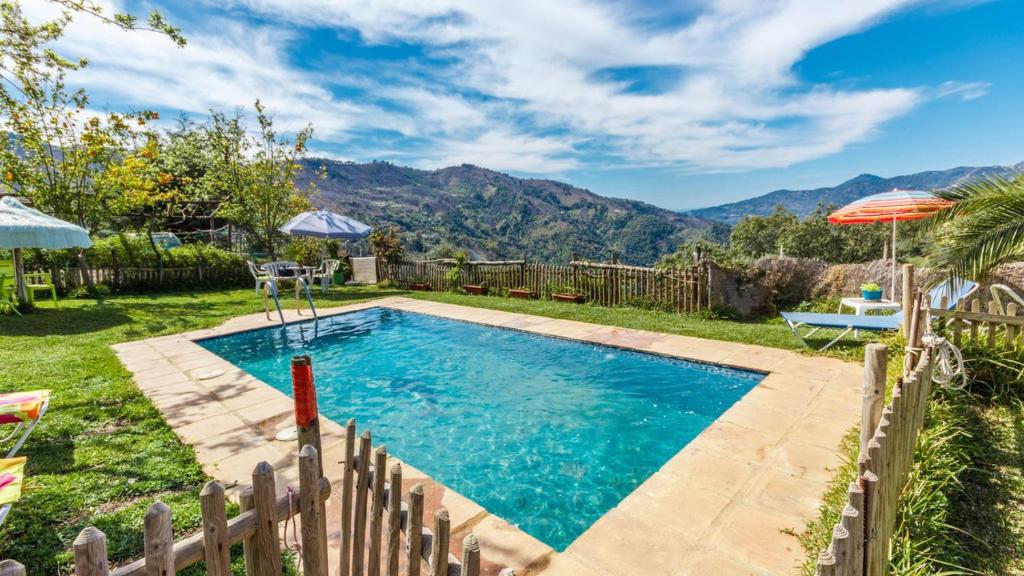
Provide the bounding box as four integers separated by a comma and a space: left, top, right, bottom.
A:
0, 196, 92, 304
279, 210, 372, 240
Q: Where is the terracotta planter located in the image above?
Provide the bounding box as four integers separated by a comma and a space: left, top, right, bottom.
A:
409, 282, 431, 291
463, 284, 488, 295
552, 292, 583, 303
509, 289, 538, 300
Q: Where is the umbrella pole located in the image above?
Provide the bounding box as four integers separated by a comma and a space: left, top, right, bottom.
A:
891, 214, 897, 302
13, 248, 28, 307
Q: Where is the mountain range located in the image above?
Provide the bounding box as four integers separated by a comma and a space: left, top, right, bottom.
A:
301, 160, 726, 265
689, 161, 1024, 225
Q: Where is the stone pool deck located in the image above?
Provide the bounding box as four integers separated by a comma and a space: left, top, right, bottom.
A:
112, 296, 863, 576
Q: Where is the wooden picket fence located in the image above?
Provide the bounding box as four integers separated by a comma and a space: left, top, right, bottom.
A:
0, 356, 511, 576
379, 258, 711, 313
47, 264, 251, 292
930, 296, 1024, 349
0, 433, 503, 576
815, 294, 936, 575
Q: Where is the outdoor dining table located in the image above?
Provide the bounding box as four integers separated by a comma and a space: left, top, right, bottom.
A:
287, 265, 317, 286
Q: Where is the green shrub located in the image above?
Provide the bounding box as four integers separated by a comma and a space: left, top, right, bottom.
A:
13, 236, 245, 270
68, 283, 111, 299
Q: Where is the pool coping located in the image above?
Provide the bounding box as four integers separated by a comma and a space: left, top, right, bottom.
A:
112, 296, 864, 576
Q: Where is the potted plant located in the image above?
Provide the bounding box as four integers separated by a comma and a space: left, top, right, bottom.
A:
463, 281, 488, 295
860, 282, 883, 301
509, 286, 538, 299
551, 285, 583, 303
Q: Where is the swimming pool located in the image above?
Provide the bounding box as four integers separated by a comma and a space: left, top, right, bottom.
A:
198, 307, 764, 550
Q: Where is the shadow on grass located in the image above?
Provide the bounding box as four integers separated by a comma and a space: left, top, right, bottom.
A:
0, 303, 131, 337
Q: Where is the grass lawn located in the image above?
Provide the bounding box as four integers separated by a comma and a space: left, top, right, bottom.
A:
0, 287, 398, 573
0, 285, 911, 573
797, 340, 1024, 575
405, 290, 877, 361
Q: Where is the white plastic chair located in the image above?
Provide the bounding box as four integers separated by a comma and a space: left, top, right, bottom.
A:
313, 259, 341, 293
247, 260, 271, 296
990, 284, 1024, 315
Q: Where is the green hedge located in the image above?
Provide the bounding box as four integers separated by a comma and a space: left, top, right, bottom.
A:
5, 235, 245, 270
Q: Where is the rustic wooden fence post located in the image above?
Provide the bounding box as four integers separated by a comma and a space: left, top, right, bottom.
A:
341, 419, 356, 576
300, 444, 329, 576
1008, 302, 1019, 347
859, 470, 879, 576
353, 431, 372, 576
143, 501, 175, 576
199, 481, 231, 576
461, 534, 481, 576
386, 463, 403, 576
861, 344, 887, 455
406, 484, 424, 576
0, 561, 25, 576
987, 301, 999, 347
73, 526, 109, 576
238, 486, 257, 575
251, 462, 282, 576
429, 509, 450, 576
816, 549, 837, 576
903, 293, 923, 374
292, 355, 323, 474
901, 264, 914, 337
368, 446, 388, 576
844, 482, 865, 576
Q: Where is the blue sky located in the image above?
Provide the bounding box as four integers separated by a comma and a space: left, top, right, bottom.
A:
35, 0, 1024, 210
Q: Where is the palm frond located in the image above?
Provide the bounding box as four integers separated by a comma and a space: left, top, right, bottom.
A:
927, 173, 1024, 283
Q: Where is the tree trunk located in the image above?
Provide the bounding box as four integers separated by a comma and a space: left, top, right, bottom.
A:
77, 249, 95, 291
146, 228, 164, 281
12, 248, 29, 310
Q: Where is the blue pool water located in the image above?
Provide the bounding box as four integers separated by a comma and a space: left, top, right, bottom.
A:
199, 308, 763, 550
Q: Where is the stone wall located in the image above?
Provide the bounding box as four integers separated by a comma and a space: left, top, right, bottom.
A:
709, 257, 1024, 318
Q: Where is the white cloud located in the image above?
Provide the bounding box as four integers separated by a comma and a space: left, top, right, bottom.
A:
413, 129, 579, 174
26, 0, 988, 175
932, 80, 991, 101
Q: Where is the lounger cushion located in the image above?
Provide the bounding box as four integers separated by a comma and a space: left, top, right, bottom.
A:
0, 457, 26, 505
0, 390, 49, 424
781, 311, 902, 331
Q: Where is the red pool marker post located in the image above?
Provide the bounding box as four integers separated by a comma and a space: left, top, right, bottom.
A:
291, 354, 323, 474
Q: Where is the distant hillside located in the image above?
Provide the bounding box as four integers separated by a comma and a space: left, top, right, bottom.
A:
299, 160, 726, 265
690, 161, 1024, 225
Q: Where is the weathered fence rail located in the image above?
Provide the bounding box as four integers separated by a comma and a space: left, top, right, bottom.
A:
41, 264, 250, 292
63, 451, 330, 576
931, 296, 1024, 349
816, 294, 936, 575
379, 259, 711, 312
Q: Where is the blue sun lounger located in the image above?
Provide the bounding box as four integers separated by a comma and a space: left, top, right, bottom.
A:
782, 279, 979, 350
782, 311, 903, 351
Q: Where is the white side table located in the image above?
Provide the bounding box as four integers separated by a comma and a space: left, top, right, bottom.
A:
839, 297, 902, 315
839, 297, 902, 336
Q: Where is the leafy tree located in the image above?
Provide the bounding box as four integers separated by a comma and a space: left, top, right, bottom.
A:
425, 239, 461, 260
730, 205, 798, 258
656, 239, 740, 268
1, 47, 161, 282
777, 204, 889, 263
1, 0, 183, 290
926, 175, 1024, 283
369, 227, 404, 263
102, 127, 189, 271
220, 101, 314, 258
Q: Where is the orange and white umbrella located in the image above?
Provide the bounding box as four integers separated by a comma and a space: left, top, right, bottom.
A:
829, 190, 953, 300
